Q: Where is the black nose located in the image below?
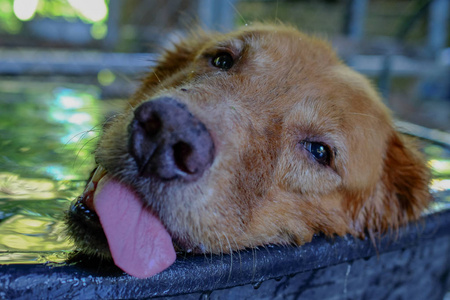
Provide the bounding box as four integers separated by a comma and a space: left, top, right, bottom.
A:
128, 97, 215, 181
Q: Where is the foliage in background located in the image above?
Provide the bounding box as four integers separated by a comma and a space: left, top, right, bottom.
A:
0, 0, 109, 39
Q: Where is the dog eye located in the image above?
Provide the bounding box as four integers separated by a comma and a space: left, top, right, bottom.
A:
212, 52, 234, 70
300, 141, 331, 166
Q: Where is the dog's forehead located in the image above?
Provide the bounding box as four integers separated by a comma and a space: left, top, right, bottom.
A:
207, 26, 339, 65
196, 27, 390, 127
288, 67, 389, 128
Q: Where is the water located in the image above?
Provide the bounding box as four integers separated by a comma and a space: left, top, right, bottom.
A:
0, 78, 449, 266
0, 79, 105, 264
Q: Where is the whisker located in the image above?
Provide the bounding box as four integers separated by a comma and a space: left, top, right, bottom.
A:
123, 99, 135, 111
275, 0, 279, 21
223, 233, 233, 282
210, 244, 214, 263
232, 236, 243, 272
227, 0, 247, 26
202, 247, 210, 263
76, 151, 97, 172
262, 243, 271, 257
153, 71, 163, 84
213, 229, 224, 266
101, 113, 122, 128
63, 130, 96, 145
72, 136, 99, 168
252, 246, 257, 282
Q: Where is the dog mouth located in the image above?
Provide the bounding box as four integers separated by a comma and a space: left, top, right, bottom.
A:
72, 165, 176, 278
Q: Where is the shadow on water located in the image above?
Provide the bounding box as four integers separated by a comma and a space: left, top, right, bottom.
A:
0, 78, 449, 266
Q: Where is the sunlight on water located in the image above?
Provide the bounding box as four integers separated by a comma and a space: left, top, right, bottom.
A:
429, 159, 450, 176
431, 179, 450, 192
0, 80, 104, 264
426, 144, 450, 212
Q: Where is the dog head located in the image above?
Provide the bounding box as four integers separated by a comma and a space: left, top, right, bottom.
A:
67, 24, 431, 278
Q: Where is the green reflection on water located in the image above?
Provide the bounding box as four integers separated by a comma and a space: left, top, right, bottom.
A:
425, 141, 450, 212
0, 80, 103, 264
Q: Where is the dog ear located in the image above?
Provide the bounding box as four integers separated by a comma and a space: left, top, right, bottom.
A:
369, 132, 431, 236
348, 131, 431, 239
384, 133, 431, 218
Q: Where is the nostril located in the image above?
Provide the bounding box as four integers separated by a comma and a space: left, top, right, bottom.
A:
173, 141, 194, 174
143, 112, 162, 136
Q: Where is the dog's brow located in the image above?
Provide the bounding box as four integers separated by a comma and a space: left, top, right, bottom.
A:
215, 38, 244, 54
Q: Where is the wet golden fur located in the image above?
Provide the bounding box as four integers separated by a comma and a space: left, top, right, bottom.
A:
95, 24, 431, 253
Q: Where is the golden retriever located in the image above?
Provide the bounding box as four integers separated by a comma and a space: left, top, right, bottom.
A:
66, 24, 431, 278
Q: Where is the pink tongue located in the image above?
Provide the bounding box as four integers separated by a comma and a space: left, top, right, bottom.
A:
93, 178, 176, 278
